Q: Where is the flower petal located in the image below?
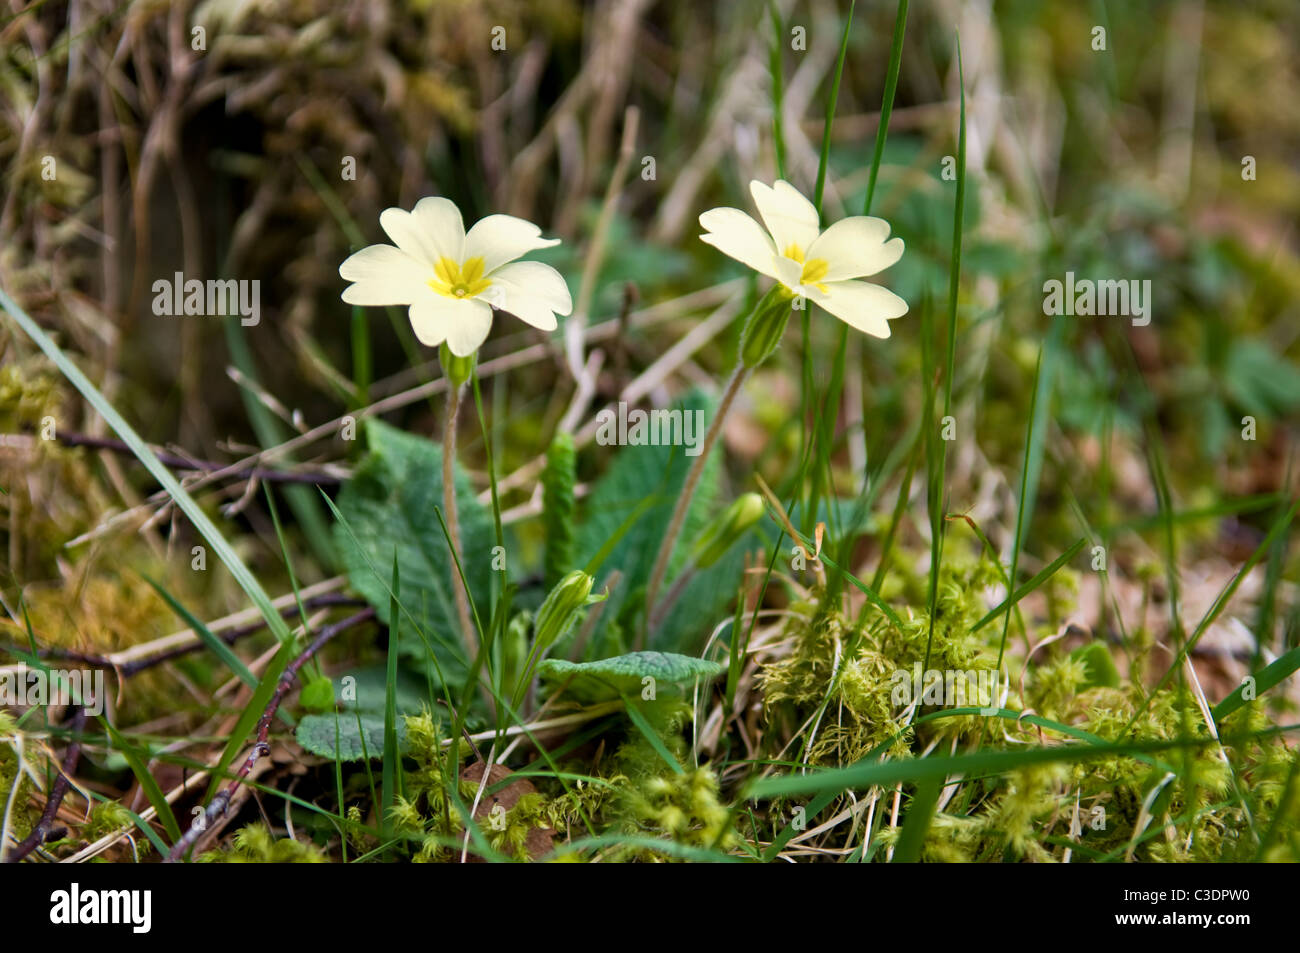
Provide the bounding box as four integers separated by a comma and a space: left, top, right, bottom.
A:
407, 294, 493, 356
772, 256, 804, 292
465, 214, 561, 274
806, 217, 904, 281
749, 179, 820, 254
699, 207, 781, 279
808, 280, 909, 338
485, 261, 573, 331
339, 244, 431, 305
380, 197, 464, 268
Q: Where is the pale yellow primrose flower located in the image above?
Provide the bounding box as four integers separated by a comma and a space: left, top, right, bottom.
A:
699, 180, 908, 338
339, 197, 572, 356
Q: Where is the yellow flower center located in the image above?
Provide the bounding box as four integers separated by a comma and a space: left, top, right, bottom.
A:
428, 256, 491, 299
782, 244, 830, 292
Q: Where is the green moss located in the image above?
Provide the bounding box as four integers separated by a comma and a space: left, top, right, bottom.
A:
600, 699, 736, 857
198, 824, 328, 863
0, 713, 39, 846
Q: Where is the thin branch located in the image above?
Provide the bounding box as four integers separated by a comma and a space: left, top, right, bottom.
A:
164, 607, 377, 862
0, 593, 365, 677
41, 430, 343, 485
3, 707, 87, 863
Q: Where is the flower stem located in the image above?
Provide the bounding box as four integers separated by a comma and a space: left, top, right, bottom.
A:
643, 362, 749, 637
443, 382, 476, 658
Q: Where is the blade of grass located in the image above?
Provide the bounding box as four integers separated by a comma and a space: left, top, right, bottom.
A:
971, 537, 1087, 632
1214, 645, 1300, 723
0, 287, 295, 647
892, 777, 940, 863
813, 0, 854, 211
994, 349, 1042, 670
139, 573, 257, 689
767, 0, 787, 181
623, 697, 684, 775
862, 0, 910, 216
749, 730, 1282, 801
922, 33, 967, 671
105, 725, 182, 844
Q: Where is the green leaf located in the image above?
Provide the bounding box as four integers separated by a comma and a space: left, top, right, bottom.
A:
575, 392, 731, 650
1224, 339, 1300, 416
1070, 641, 1121, 690
297, 713, 398, 762
333, 419, 494, 682
1214, 645, 1300, 723
542, 431, 578, 590
299, 675, 335, 713
538, 651, 724, 703
293, 664, 427, 760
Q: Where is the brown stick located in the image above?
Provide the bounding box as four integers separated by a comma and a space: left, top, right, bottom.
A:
4, 707, 87, 863
45, 430, 342, 485
0, 593, 365, 677
163, 607, 376, 862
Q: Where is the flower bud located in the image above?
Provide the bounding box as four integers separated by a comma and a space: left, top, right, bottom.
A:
533, 570, 605, 651
739, 287, 794, 368
439, 343, 477, 387
689, 492, 765, 567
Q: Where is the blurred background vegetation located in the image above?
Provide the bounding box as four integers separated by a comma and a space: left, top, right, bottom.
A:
2, 0, 1298, 718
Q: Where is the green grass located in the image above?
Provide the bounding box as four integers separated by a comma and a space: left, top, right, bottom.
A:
2, 0, 1298, 866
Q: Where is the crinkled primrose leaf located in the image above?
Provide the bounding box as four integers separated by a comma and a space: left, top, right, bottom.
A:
537, 652, 724, 704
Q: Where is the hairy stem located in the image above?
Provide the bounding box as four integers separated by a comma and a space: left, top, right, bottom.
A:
444, 383, 476, 657
643, 362, 749, 635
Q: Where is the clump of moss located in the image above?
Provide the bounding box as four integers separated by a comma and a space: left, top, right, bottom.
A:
760, 603, 911, 764
0, 361, 60, 430
82, 800, 153, 858
198, 824, 328, 863
0, 713, 40, 846
876, 764, 1068, 862
751, 534, 1300, 862
589, 698, 736, 858
393, 710, 600, 862
617, 764, 733, 854
761, 552, 1009, 769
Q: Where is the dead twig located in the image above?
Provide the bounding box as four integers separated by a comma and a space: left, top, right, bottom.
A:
3, 707, 87, 863
163, 607, 376, 862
